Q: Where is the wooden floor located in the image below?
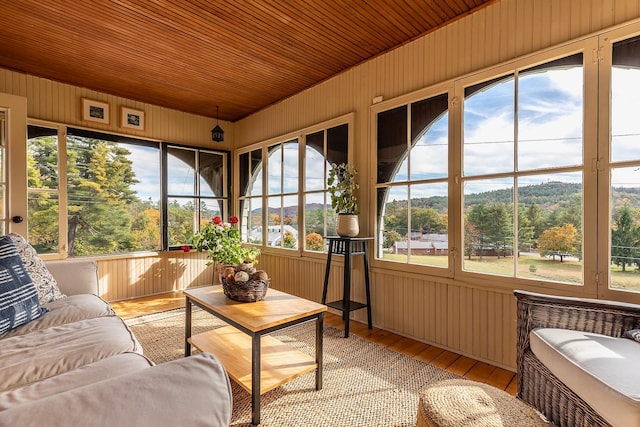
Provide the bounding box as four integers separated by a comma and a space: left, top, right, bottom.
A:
111, 290, 518, 396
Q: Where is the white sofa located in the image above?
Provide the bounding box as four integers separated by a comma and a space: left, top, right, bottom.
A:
515, 290, 640, 427
0, 257, 233, 426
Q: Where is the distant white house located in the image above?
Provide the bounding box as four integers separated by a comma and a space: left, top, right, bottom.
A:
252, 225, 298, 247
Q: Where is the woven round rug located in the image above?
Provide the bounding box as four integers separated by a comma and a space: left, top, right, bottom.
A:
126, 309, 520, 427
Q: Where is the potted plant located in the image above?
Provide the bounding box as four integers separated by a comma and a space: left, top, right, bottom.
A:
328, 162, 360, 237
191, 215, 262, 282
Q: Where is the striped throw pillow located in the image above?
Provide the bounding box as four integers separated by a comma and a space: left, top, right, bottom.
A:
0, 236, 46, 334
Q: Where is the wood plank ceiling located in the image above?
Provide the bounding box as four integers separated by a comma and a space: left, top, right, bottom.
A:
0, 0, 495, 121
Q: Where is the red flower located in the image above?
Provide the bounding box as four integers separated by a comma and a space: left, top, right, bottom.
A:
230, 216, 239, 225
180, 245, 190, 253
212, 216, 222, 225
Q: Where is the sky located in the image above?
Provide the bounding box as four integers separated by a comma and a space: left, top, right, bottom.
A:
126, 63, 640, 206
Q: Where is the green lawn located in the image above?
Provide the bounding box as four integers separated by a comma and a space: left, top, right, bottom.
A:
381, 253, 640, 292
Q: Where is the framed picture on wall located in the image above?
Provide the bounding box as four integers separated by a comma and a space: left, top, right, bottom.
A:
120, 106, 145, 130
81, 98, 110, 124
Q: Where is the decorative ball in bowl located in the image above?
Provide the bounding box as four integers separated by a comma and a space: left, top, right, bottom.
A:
221, 265, 270, 302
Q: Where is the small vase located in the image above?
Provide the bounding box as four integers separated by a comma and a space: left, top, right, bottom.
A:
337, 214, 359, 237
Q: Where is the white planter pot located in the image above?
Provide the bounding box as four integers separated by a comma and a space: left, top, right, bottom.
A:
337, 214, 359, 237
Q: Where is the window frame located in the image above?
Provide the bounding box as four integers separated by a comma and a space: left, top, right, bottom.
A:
236, 113, 354, 257
26, 119, 231, 259
370, 38, 605, 296
597, 22, 640, 303
371, 81, 454, 279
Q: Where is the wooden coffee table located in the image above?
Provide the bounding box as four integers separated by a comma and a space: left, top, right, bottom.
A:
184, 286, 327, 426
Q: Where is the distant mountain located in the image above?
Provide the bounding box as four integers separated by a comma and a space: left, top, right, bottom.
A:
249, 182, 640, 216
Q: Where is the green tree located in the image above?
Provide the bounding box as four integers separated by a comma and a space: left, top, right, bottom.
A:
612, 204, 640, 272
383, 229, 402, 248
518, 208, 535, 250
411, 207, 447, 234
524, 203, 544, 240
467, 203, 512, 258
467, 205, 488, 260
66, 136, 139, 256
168, 200, 196, 246
27, 136, 60, 252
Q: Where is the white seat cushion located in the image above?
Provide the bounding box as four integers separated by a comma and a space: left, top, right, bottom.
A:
0, 352, 152, 410
0, 316, 141, 391
531, 328, 640, 427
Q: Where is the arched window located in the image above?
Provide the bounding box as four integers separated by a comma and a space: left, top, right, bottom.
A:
376, 93, 450, 268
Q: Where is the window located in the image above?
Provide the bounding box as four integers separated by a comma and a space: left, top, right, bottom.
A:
166, 146, 229, 247
608, 33, 640, 293
373, 43, 600, 290
27, 125, 229, 257
238, 115, 352, 253
461, 54, 584, 284
27, 125, 61, 253
375, 92, 450, 269
303, 124, 348, 251
66, 128, 161, 256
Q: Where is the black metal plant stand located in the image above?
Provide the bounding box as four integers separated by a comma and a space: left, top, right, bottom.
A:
322, 236, 373, 337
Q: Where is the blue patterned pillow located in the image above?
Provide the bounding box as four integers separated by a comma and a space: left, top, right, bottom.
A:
0, 235, 46, 334
8, 233, 65, 304
623, 329, 640, 343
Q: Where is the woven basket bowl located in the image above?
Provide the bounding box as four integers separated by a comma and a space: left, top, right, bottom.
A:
221, 278, 270, 302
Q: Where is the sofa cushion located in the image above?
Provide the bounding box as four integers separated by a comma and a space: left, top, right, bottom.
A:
0, 236, 46, 334
0, 294, 115, 339
530, 327, 640, 427
0, 316, 141, 391
8, 233, 65, 304
0, 352, 153, 410
0, 353, 232, 427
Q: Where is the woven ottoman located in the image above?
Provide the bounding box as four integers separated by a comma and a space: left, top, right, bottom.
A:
416, 379, 548, 427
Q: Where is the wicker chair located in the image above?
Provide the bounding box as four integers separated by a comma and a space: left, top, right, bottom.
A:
514, 290, 640, 427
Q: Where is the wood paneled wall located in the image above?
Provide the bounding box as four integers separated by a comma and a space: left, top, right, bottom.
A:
0, 70, 233, 149
95, 252, 215, 302
233, 0, 640, 370
2, 0, 640, 370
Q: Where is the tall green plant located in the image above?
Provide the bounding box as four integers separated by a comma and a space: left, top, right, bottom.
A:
328, 163, 359, 214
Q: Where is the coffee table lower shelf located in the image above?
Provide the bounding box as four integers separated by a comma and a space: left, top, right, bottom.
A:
188, 325, 317, 394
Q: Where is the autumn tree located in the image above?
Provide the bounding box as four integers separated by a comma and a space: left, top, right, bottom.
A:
283, 230, 297, 249
305, 232, 324, 251
538, 223, 578, 262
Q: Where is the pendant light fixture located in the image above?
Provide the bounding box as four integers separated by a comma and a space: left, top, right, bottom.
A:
211, 105, 224, 142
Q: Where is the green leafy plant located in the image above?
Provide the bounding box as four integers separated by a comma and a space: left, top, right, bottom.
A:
191, 215, 260, 266
328, 162, 359, 214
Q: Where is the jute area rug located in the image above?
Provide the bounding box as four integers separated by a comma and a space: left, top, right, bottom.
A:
126, 308, 462, 427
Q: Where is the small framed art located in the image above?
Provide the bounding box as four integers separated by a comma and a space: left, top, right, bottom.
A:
81, 98, 110, 124
121, 107, 145, 130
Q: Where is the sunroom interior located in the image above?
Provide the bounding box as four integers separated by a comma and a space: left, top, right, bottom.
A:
3, 0, 640, 377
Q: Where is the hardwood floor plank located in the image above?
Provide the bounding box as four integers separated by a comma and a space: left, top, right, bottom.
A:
429, 350, 460, 370
112, 291, 517, 396
447, 355, 478, 376
388, 337, 430, 357
464, 361, 496, 382
367, 329, 404, 348
484, 367, 516, 391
